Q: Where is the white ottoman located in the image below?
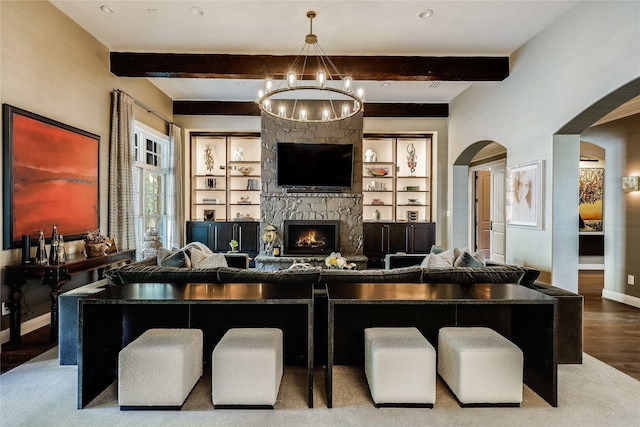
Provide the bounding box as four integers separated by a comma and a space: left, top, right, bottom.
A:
364, 327, 436, 407
438, 327, 523, 406
118, 328, 203, 410
212, 328, 283, 408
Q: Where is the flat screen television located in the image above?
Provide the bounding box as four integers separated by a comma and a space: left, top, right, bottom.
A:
276, 142, 354, 190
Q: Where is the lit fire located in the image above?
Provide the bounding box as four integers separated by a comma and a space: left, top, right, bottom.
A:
295, 230, 327, 249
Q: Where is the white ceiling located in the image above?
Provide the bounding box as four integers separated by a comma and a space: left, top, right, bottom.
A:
50, 0, 582, 103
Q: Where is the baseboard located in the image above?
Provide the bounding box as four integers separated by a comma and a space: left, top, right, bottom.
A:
602, 289, 640, 309
0, 313, 50, 345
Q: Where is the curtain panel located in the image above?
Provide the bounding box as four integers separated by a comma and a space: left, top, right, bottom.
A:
168, 123, 185, 248
108, 91, 137, 252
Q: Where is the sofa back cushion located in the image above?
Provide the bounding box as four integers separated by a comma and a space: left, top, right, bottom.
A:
320, 266, 423, 285
109, 264, 220, 284
421, 265, 525, 285
217, 267, 322, 285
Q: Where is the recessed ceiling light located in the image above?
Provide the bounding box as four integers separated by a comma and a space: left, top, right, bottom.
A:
236, 81, 245, 86
190, 7, 204, 16
418, 9, 434, 19
147, 8, 161, 14
100, 5, 115, 13
381, 82, 390, 87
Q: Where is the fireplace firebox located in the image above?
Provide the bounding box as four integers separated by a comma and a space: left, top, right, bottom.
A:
283, 220, 340, 256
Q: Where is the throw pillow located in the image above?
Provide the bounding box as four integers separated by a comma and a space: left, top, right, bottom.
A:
192, 252, 228, 269
159, 249, 191, 268
430, 245, 445, 254
438, 247, 460, 265
454, 250, 486, 268
156, 248, 174, 265
420, 252, 454, 268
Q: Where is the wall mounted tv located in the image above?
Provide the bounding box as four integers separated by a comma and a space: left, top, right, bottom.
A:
276, 142, 354, 190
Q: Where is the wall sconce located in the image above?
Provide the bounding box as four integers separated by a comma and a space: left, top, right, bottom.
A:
622, 176, 639, 192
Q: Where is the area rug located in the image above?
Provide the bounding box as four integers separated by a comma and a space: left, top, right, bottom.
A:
1, 348, 639, 426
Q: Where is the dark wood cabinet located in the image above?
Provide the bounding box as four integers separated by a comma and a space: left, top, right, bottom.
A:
186, 221, 260, 264
363, 221, 435, 268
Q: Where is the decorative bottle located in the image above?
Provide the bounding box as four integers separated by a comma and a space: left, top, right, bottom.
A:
35, 230, 48, 265
49, 224, 59, 265
57, 234, 67, 264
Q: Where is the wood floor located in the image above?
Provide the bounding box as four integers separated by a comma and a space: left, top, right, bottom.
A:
2, 271, 639, 380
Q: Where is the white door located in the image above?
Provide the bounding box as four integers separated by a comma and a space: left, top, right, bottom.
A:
490, 161, 506, 263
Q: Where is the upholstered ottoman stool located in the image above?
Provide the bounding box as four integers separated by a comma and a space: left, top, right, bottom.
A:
118, 328, 203, 410
364, 327, 436, 407
211, 328, 283, 408
438, 327, 523, 406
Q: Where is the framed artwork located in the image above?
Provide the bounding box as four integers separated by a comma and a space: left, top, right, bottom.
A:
3, 104, 100, 249
506, 160, 544, 229
579, 168, 604, 231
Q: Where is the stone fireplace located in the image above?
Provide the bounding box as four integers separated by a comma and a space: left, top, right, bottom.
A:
283, 220, 340, 256
254, 112, 367, 270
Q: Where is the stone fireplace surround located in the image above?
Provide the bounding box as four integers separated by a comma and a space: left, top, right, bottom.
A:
255, 112, 366, 269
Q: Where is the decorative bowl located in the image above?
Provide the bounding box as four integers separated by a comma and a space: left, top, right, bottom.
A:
237, 166, 253, 176
366, 167, 389, 177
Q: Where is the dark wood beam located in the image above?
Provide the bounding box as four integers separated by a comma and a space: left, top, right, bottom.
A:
172, 100, 448, 117
112, 53, 509, 81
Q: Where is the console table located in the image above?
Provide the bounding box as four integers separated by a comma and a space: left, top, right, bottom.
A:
326, 282, 558, 408
78, 282, 313, 409
4, 249, 135, 343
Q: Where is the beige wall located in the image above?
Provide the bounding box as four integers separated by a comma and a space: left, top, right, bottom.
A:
448, 1, 640, 294
0, 1, 173, 327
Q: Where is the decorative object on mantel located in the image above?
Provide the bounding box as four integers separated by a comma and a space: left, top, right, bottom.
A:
141, 227, 162, 259
407, 143, 417, 176
229, 239, 239, 252
204, 144, 214, 173
256, 11, 364, 123
325, 252, 356, 270
84, 229, 112, 258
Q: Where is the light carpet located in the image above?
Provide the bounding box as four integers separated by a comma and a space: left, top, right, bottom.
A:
1, 348, 639, 427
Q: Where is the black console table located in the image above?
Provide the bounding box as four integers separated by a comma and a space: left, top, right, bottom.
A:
78, 282, 314, 409
4, 249, 136, 343
326, 282, 558, 408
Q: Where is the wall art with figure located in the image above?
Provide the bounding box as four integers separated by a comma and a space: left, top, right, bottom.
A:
506, 160, 544, 229
3, 104, 99, 249
579, 167, 604, 232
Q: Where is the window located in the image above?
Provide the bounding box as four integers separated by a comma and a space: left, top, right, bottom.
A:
133, 121, 169, 259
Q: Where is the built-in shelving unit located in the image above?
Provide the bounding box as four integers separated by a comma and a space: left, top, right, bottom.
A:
190, 134, 261, 222
362, 136, 432, 222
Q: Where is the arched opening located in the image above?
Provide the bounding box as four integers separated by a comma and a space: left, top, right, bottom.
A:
553, 77, 640, 297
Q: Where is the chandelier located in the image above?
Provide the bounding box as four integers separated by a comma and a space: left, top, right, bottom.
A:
256, 11, 364, 123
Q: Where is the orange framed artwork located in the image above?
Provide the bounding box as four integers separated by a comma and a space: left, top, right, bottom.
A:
3, 104, 99, 249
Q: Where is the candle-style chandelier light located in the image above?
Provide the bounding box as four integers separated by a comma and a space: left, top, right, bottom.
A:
256, 11, 364, 123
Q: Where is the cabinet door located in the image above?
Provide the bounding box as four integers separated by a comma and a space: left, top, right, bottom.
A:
387, 224, 409, 254
409, 222, 435, 253
363, 223, 386, 255
186, 221, 215, 250
236, 222, 259, 253
213, 222, 235, 252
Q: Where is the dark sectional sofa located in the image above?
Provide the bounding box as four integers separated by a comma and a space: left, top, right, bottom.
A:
101, 254, 583, 364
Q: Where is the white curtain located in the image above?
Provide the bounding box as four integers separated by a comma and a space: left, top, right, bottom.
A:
108, 90, 137, 252
167, 123, 185, 248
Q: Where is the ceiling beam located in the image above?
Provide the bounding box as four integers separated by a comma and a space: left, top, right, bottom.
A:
111, 53, 509, 81
172, 101, 448, 117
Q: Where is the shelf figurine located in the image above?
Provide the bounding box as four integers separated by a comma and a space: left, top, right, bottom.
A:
407, 143, 417, 175
204, 144, 214, 173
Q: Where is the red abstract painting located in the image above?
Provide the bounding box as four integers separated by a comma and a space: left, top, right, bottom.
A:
3, 105, 99, 248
